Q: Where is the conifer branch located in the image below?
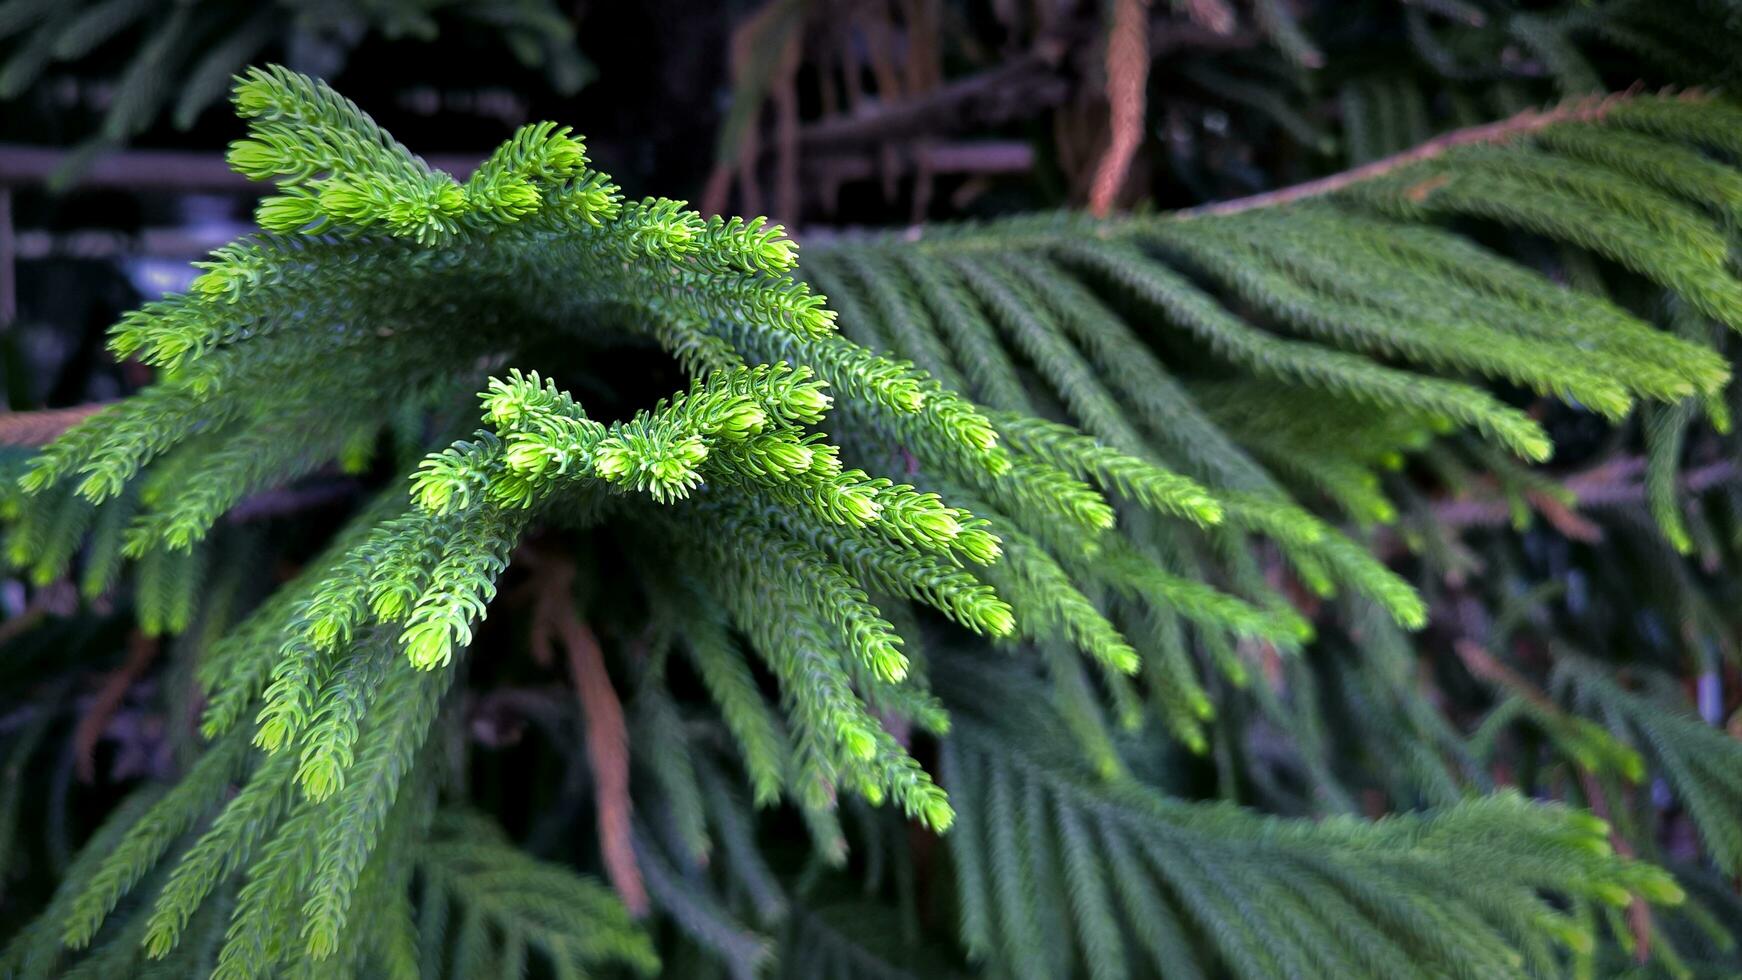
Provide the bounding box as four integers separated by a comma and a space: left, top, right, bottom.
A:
1178, 87, 1681, 217
5, 60, 1742, 979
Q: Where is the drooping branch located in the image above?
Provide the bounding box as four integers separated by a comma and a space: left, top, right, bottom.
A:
1177, 87, 1680, 217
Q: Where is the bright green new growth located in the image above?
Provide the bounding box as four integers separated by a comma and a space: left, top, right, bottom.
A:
4, 67, 1740, 979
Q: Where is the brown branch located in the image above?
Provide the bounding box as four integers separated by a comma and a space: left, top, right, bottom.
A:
224, 480, 357, 523
772, 23, 805, 224
1579, 458, 1737, 507
1177, 87, 1680, 218
701, 0, 794, 217
1524, 489, 1603, 543
0, 404, 107, 446
798, 44, 1072, 151
1578, 771, 1653, 961
528, 555, 647, 915
1181, 0, 1237, 34
733, 14, 1253, 188
1453, 639, 1559, 713
804, 140, 1035, 187
793, 17, 1254, 151
1088, 0, 1152, 218
698, 166, 735, 220
0, 145, 482, 193
0, 605, 47, 650
0, 580, 76, 648
1434, 458, 1739, 531
73, 631, 159, 783
858, 2, 908, 108
1451, 629, 1655, 937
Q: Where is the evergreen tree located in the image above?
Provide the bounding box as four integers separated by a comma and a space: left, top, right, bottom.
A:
2, 3, 1742, 977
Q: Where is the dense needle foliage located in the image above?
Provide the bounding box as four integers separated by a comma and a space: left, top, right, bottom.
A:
3, 10, 1742, 976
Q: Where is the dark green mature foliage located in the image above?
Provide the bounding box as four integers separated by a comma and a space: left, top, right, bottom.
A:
2, 56, 1742, 979
0, 0, 588, 149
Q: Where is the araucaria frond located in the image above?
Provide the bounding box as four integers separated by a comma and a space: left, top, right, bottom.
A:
7, 54, 1742, 980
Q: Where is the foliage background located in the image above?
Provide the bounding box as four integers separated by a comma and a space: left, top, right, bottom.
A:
2, 1, 1742, 978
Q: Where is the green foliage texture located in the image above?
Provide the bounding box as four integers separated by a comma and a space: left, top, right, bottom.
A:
4, 47, 1742, 979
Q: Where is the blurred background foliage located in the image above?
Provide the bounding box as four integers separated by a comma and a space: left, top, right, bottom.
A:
3, 1, 1742, 976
